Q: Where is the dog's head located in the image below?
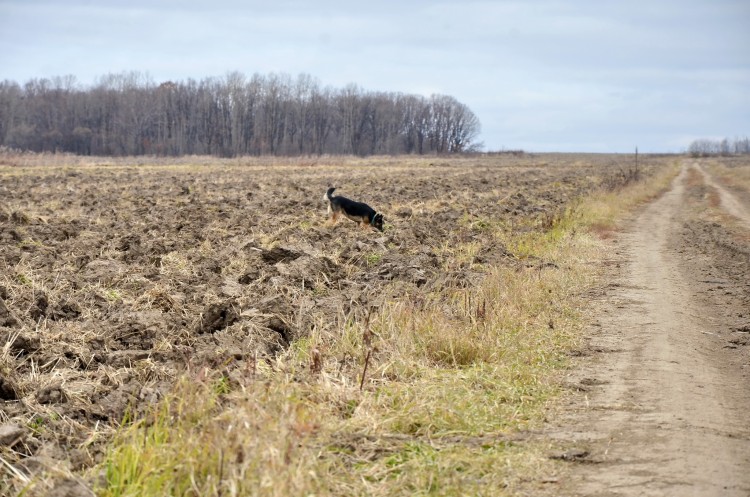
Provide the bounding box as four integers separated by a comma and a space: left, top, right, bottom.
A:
371, 213, 384, 231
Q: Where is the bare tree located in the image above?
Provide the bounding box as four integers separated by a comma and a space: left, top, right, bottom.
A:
689, 136, 750, 157
0, 72, 483, 157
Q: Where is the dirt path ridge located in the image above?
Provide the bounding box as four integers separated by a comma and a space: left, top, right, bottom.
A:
693, 161, 750, 228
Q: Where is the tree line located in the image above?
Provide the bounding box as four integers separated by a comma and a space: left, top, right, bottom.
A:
688, 136, 750, 157
0, 72, 482, 157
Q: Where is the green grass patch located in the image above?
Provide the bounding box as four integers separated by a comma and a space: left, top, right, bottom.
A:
365, 252, 383, 266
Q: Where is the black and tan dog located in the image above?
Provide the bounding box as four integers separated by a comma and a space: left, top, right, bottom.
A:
323, 187, 384, 231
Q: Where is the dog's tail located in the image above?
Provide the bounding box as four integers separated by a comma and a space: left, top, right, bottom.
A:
324, 187, 336, 202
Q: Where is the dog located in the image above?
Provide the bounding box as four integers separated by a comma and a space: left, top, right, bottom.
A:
323, 187, 384, 231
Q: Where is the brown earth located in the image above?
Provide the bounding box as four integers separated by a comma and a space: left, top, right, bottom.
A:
0, 153, 659, 489
551, 159, 750, 496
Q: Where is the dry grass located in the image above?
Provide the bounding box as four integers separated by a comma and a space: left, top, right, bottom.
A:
703, 156, 750, 194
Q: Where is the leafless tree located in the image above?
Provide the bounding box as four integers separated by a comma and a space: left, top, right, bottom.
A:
0, 72, 482, 157
688, 136, 750, 157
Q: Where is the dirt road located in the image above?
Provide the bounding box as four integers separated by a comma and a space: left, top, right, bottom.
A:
554, 161, 750, 496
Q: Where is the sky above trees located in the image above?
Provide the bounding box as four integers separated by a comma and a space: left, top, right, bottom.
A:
1, 0, 748, 153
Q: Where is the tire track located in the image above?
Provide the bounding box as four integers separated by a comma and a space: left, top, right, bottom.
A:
693, 161, 750, 228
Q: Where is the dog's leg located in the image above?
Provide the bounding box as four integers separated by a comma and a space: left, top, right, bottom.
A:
325, 204, 338, 226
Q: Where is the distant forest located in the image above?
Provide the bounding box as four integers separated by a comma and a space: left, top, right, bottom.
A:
688, 136, 750, 157
0, 72, 482, 157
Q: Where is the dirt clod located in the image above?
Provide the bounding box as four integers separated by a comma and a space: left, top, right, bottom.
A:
261, 246, 302, 264
197, 300, 240, 333
267, 316, 293, 344
0, 376, 19, 400
0, 423, 26, 446
0, 297, 18, 326
0, 330, 40, 354
36, 384, 69, 404
47, 478, 93, 497
549, 448, 590, 462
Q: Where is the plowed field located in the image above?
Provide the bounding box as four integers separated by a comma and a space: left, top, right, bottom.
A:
1, 153, 667, 493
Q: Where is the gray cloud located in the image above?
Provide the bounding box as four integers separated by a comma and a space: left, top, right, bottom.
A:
1, 0, 748, 152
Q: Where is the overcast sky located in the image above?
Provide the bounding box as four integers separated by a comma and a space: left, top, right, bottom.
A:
1, 0, 748, 153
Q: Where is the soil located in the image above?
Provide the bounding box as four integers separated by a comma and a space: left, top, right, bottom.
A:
0, 153, 654, 486
551, 159, 750, 496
